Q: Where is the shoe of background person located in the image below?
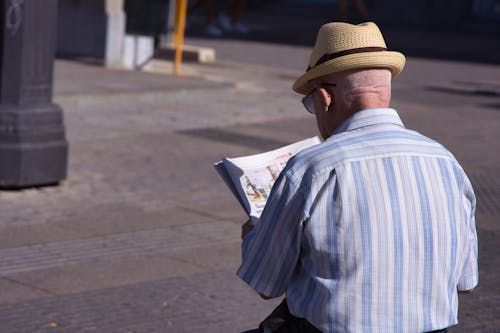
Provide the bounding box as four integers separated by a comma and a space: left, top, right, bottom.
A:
204, 24, 223, 37
217, 13, 233, 31
232, 22, 249, 34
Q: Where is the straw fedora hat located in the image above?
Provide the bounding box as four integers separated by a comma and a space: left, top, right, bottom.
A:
293, 22, 406, 95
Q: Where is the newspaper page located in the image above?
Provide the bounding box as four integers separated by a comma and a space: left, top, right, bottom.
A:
214, 136, 321, 218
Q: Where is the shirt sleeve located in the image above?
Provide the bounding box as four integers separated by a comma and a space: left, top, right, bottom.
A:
457, 177, 479, 291
236, 172, 306, 297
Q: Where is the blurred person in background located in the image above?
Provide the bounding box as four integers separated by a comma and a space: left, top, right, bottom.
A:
188, 0, 248, 37
337, 0, 369, 22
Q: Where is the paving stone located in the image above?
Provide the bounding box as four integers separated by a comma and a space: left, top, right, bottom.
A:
0, 270, 281, 333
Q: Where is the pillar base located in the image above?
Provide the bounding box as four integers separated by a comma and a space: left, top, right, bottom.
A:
0, 104, 68, 189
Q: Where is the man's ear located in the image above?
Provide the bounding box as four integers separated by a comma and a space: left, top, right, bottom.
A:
317, 87, 333, 112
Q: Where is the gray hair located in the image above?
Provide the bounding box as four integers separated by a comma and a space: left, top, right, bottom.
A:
340, 68, 391, 91
322, 68, 392, 109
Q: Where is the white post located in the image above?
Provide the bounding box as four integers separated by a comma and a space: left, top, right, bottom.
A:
105, 0, 126, 68
166, 0, 176, 45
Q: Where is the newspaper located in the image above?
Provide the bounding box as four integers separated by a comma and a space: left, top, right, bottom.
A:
214, 136, 322, 218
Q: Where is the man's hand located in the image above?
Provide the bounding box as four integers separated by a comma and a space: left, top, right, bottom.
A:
242, 216, 260, 240
458, 288, 475, 295
241, 219, 255, 240
259, 293, 275, 300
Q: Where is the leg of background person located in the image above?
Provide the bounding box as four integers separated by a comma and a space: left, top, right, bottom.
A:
226, 0, 246, 24
352, 0, 369, 21
219, 0, 249, 33
202, 0, 216, 24
337, 0, 348, 21
188, 0, 203, 13
191, 0, 223, 36
187, 0, 214, 23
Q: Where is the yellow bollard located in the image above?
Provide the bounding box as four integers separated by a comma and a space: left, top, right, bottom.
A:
173, 0, 187, 76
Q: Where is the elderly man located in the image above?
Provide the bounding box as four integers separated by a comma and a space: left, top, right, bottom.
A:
237, 22, 478, 333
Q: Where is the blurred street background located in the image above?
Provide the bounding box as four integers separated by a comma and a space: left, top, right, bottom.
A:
0, 0, 499, 332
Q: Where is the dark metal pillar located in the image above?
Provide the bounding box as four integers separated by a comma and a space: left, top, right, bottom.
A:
0, 0, 68, 188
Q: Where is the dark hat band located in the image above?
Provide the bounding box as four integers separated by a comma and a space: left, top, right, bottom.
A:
307, 47, 387, 71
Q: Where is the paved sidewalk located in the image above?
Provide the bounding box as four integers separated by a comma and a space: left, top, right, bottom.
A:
0, 3, 499, 332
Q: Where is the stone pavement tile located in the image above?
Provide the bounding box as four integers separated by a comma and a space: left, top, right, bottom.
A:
471, 180, 500, 223
53, 60, 227, 97
386, 58, 500, 104
255, 115, 319, 140
165, 240, 242, 272
0, 132, 241, 229
55, 67, 303, 143
0, 221, 84, 250
178, 115, 317, 155
0, 205, 216, 249
451, 295, 500, 332
474, 228, 500, 294
4, 253, 207, 301
476, 213, 500, 232
0, 277, 52, 305
177, 198, 248, 222
0, 222, 237, 276
0, 270, 281, 333
184, 37, 310, 74
172, 220, 240, 242
472, 295, 500, 330
53, 205, 219, 241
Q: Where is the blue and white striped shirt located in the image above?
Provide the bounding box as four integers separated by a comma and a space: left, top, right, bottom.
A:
237, 108, 478, 333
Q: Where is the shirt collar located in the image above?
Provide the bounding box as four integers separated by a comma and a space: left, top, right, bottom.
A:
332, 108, 405, 136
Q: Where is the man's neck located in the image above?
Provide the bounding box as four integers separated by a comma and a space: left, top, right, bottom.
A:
351, 99, 390, 112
